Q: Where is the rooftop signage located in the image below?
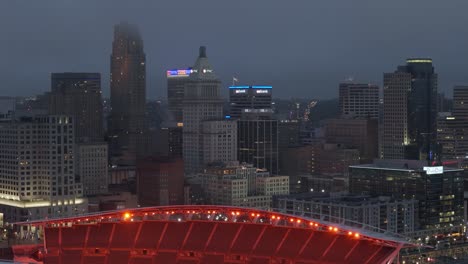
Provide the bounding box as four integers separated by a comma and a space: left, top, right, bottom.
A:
423, 166, 443, 175
166, 68, 193, 77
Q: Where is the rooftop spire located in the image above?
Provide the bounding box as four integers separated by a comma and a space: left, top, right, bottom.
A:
199, 46, 207, 58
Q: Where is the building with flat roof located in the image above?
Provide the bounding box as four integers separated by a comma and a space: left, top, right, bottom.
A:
0, 115, 87, 223
192, 161, 289, 209
349, 159, 464, 231
229, 85, 272, 119
325, 118, 378, 162
275, 193, 418, 235
167, 68, 193, 122
136, 157, 184, 207
49, 72, 104, 143
382, 59, 437, 161
339, 82, 379, 119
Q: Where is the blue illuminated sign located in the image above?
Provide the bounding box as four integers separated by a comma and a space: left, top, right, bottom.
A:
225, 115, 231, 119
229, 86, 250, 89
229, 85, 272, 89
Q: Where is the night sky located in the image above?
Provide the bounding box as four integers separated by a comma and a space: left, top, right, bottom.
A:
1, 0, 468, 99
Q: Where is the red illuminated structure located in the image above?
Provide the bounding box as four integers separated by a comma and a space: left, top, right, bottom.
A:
13, 205, 414, 264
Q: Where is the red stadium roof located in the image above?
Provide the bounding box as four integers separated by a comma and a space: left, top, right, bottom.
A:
14, 205, 415, 264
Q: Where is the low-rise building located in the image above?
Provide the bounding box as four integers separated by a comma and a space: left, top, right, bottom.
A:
274, 193, 418, 235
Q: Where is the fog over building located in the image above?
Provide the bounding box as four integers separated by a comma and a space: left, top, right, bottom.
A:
108, 22, 147, 165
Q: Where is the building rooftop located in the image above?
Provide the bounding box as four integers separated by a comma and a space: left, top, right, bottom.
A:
350, 159, 463, 173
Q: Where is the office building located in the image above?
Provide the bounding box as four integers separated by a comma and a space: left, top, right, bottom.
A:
109, 22, 147, 164
349, 159, 464, 231
167, 68, 193, 122
280, 143, 359, 188
325, 118, 378, 162
76, 143, 108, 196
382, 59, 437, 161
278, 119, 301, 150
238, 109, 279, 175
0, 115, 86, 223
229, 85, 272, 119
153, 122, 183, 159
275, 193, 418, 235
193, 161, 289, 209
136, 157, 184, 207
182, 46, 223, 174
49, 73, 104, 143
201, 120, 237, 165
437, 86, 468, 168
338, 82, 379, 119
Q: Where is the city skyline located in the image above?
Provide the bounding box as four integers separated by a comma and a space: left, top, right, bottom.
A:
2, 0, 468, 99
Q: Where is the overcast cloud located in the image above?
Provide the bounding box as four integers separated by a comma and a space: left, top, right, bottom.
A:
1, 0, 468, 99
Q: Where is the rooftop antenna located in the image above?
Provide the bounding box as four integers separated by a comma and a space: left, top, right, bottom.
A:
232, 76, 239, 86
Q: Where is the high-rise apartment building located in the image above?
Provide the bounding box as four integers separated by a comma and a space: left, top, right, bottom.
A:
0, 116, 87, 223
229, 85, 272, 119
109, 22, 147, 164
167, 68, 193, 122
238, 109, 279, 175
49, 73, 104, 143
182, 46, 223, 174
382, 59, 437, 161
338, 82, 379, 119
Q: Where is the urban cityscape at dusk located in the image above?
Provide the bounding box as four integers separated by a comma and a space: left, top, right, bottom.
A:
1, 1, 468, 263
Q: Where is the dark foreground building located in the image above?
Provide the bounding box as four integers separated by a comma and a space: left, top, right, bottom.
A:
136, 157, 184, 206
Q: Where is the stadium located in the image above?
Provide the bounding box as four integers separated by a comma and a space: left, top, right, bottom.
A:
12, 205, 413, 264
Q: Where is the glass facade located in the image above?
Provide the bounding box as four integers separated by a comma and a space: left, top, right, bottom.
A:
349, 166, 464, 230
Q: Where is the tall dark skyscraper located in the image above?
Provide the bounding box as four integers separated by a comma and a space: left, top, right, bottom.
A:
238, 109, 279, 175
167, 68, 193, 122
49, 73, 104, 143
382, 59, 437, 161
229, 85, 273, 119
109, 22, 147, 164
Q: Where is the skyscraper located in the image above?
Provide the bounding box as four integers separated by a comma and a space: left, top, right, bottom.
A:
382, 59, 437, 161
49, 73, 104, 143
109, 22, 147, 164
183, 46, 223, 174
0, 115, 87, 222
167, 68, 193, 122
229, 85, 273, 119
338, 82, 379, 119
238, 109, 279, 175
